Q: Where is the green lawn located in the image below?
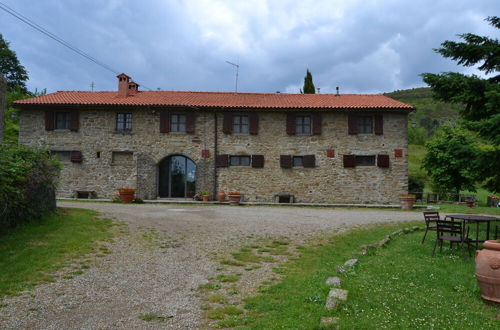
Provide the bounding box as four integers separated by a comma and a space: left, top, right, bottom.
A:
0, 208, 114, 297
217, 222, 499, 329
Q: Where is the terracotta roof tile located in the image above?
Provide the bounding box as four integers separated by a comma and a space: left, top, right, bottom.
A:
14, 90, 414, 110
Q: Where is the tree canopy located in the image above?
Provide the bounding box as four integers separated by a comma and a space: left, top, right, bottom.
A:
421, 16, 500, 193
301, 69, 316, 94
0, 34, 29, 93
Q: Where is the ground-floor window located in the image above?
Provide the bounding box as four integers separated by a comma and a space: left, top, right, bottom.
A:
230, 155, 251, 166
355, 155, 375, 166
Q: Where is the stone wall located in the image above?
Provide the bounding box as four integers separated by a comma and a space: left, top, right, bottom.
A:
19, 107, 408, 203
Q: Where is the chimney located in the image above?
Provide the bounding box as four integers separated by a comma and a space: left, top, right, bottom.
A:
127, 81, 139, 95
117, 73, 131, 97
336, 86, 340, 96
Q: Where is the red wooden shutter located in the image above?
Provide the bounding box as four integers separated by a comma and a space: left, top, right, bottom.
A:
326, 149, 335, 158
70, 111, 79, 132
280, 155, 292, 168
286, 113, 296, 135
394, 149, 403, 158
251, 155, 264, 168
348, 114, 357, 135
312, 113, 322, 135
343, 154, 356, 167
303, 155, 316, 168
160, 113, 170, 133
249, 113, 259, 135
374, 115, 383, 135
223, 113, 233, 134
45, 111, 55, 131
216, 154, 229, 167
377, 154, 390, 167
70, 150, 83, 163
186, 112, 196, 133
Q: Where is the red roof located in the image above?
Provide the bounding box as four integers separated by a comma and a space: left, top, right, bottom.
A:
14, 90, 413, 110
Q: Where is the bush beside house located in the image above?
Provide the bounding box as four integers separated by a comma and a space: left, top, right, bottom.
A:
0, 144, 60, 228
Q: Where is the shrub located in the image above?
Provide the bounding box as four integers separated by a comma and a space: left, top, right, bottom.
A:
0, 144, 60, 228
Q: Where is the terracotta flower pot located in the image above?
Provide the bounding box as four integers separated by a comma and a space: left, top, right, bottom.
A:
399, 195, 416, 210
228, 194, 241, 205
476, 240, 500, 303
217, 190, 226, 203
203, 195, 210, 202
118, 188, 135, 203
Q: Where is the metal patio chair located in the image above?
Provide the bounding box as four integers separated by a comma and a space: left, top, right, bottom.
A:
432, 219, 471, 260
422, 211, 440, 244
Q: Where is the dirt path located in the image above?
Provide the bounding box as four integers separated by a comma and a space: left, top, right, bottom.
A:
0, 202, 419, 329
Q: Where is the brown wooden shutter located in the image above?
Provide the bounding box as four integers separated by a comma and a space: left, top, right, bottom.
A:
280, 155, 292, 168
45, 111, 55, 131
70, 111, 79, 131
251, 155, 264, 168
223, 113, 233, 134
374, 115, 383, 135
348, 114, 357, 135
70, 150, 83, 163
312, 114, 322, 135
249, 113, 259, 135
186, 112, 196, 133
303, 155, 316, 168
160, 113, 170, 133
377, 154, 390, 167
216, 154, 229, 167
286, 113, 296, 135
343, 154, 356, 167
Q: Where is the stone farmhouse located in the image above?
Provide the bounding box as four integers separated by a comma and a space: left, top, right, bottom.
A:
15, 74, 414, 203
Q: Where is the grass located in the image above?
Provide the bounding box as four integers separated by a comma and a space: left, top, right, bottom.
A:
216, 274, 240, 283
138, 313, 172, 322
0, 208, 114, 297
415, 203, 500, 215
225, 221, 499, 329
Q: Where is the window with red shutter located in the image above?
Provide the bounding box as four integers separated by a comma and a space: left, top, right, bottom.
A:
45, 111, 55, 131
312, 114, 322, 135
70, 111, 79, 132
249, 113, 259, 135
377, 154, 390, 167
216, 154, 229, 167
280, 155, 292, 168
343, 154, 356, 167
303, 155, 316, 168
160, 113, 170, 133
374, 115, 383, 135
223, 113, 233, 134
186, 112, 196, 133
286, 114, 296, 135
251, 155, 264, 168
348, 114, 357, 134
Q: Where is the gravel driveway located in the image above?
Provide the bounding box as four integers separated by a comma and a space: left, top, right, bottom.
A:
0, 202, 419, 329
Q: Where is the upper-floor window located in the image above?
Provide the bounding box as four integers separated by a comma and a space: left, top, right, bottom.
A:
55, 112, 71, 129
116, 113, 132, 131
171, 114, 186, 132
295, 116, 311, 135
293, 156, 304, 167
357, 116, 373, 134
233, 115, 249, 134
230, 155, 251, 166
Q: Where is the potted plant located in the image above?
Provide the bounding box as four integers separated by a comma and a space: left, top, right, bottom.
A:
117, 187, 135, 203
476, 240, 500, 303
399, 194, 416, 210
228, 191, 241, 205
201, 190, 210, 202
217, 190, 226, 203
465, 196, 475, 208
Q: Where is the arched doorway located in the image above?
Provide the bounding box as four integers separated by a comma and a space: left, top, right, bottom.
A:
158, 155, 196, 198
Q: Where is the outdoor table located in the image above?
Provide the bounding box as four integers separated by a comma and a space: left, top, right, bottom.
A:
445, 214, 499, 249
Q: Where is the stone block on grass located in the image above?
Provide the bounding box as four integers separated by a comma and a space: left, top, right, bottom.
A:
325, 288, 348, 310
325, 277, 341, 287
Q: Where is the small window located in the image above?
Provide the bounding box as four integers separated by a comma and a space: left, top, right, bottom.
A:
112, 151, 133, 164
295, 116, 311, 135
51, 150, 71, 162
355, 155, 375, 166
171, 114, 187, 132
357, 116, 373, 134
230, 156, 251, 166
233, 115, 249, 134
55, 112, 71, 129
292, 156, 303, 167
116, 113, 132, 131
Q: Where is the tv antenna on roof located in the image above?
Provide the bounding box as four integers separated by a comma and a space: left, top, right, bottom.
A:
226, 60, 239, 92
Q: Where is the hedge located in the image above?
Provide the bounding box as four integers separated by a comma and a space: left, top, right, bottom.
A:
0, 144, 60, 228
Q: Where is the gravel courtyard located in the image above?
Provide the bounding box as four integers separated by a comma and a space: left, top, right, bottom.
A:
0, 202, 419, 329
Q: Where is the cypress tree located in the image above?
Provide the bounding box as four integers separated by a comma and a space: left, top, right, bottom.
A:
302, 69, 316, 94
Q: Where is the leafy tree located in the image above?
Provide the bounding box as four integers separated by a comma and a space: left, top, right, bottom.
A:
0, 34, 29, 93
421, 16, 500, 192
422, 126, 480, 195
301, 69, 316, 94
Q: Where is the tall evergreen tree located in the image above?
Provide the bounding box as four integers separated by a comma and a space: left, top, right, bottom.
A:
0, 34, 28, 93
302, 69, 316, 94
421, 16, 500, 193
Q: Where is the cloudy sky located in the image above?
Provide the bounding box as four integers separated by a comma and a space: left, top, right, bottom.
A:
1, 0, 498, 94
